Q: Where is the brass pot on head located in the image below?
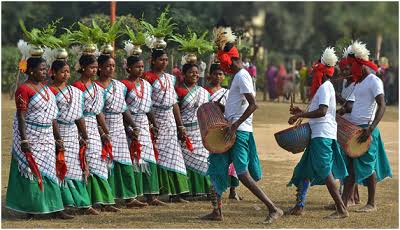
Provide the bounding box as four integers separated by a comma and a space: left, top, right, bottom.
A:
29, 45, 44, 57
185, 53, 197, 64
101, 44, 114, 55
82, 43, 97, 55
55, 48, 68, 60
131, 45, 143, 56
153, 37, 167, 49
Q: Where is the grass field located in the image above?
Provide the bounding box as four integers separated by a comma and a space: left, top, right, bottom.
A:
1, 93, 398, 228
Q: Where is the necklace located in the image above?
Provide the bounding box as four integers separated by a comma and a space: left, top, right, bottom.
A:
28, 81, 49, 101
82, 81, 97, 100
132, 79, 144, 99
157, 73, 169, 92
56, 85, 73, 105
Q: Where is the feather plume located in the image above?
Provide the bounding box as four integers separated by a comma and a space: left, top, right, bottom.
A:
351, 40, 370, 61
17, 40, 31, 60
42, 47, 57, 66
213, 26, 236, 50
321, 47, 338, 67
124, 40, 134, 56
342, 45, 352, 58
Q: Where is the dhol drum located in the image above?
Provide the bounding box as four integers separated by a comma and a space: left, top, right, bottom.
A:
197, 102, 236, 153
336, 115, 371, 158
274, 123, 311, 154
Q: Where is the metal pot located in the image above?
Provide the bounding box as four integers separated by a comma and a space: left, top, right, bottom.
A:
101, 44, 114, 55
153, 37, 167, 49
185, 53, 197, 64
131, 45, 143, 56
82, 44, 97, 54
55, 48, 68, 60
29, 46, 44, 57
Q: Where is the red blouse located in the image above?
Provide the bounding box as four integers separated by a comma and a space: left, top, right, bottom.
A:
15, 84, 36, 111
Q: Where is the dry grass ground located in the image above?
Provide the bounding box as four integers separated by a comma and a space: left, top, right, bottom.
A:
1, 94, 398, 228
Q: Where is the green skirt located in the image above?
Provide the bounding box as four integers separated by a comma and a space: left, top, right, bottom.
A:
288, 137, 348, 187
158, 166, 189, 196
108, 162, 137, 200
61, 179, 91, 208
346, 126, 392, 185
6, 157, 64, 214
87, 174, 115, 205
135, 162, 160, 195
187, 168, 211, 195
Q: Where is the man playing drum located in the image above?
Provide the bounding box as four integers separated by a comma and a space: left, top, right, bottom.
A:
287, 47, 349, 219
340, 41, 392, 212
202, 24, 283, 223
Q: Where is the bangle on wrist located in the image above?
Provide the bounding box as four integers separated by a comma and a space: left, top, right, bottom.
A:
20, 140, 29, 144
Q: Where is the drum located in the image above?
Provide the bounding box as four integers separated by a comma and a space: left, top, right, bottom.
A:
336, 115, 371, 158
274, 123, 311, 154
197, 102, 236, 153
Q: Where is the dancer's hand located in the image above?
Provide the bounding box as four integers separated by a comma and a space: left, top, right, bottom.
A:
290, 106, 303, 115
84, 163, 90, 185
224, 122, 238, 143
150, 125, 159, 139
288, 115, 299, 125
357, 127, 372, 143
177, 126, 187, 142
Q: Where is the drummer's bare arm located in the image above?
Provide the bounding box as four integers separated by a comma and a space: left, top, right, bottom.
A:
337, 101, 353, 115
225, 93, 257, 142
289, 104, 328, 125
357, 94, 386, 143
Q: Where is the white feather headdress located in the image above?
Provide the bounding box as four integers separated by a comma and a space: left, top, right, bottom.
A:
213, 26, 237, 50
42, 47, 58, 66
17, 40, 31, 60
351, 40, 370, 61
342, 45, 352, 58
321, 47, 338, 67
124, 40, 134, 56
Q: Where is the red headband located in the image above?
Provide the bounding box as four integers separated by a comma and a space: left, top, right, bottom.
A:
310, 61, 335, 98
350, 58, 378, 82
217, 46, 239, 74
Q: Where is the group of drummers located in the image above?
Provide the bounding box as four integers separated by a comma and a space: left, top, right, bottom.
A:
6, 22, 392, 224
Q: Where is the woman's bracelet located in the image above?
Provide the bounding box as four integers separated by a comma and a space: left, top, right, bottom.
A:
20, 139, 29, 145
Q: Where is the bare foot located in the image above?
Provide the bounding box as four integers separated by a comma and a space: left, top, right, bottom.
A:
355, 204, 377, 212
325, 210, 349, 219
54, 211, 74, 219
103, 205, 121, 212
263, 208, 284, 224
147, 199, 168, 206
84, 207, 100, 215
170, 197, 190, 203
286, 205, 304, 216
200, 209, 223, 221
228, 192, 243, 201
126, 199, 148, 208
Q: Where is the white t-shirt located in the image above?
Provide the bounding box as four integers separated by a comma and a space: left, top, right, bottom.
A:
341, 79, 355, 120
308, 80, 337, 140
224, 68, 255, 132
341, 79, 356, 102
349, 74, 384, 125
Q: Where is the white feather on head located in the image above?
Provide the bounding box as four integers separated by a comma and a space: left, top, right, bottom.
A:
124, 40, 134, 56
213, 26, 237, 50
342, 45, 352, 58
42, 47, 58, 66
181, 54, 188, 66
321, 47, 338, 67
17, 40, 31, 60
351, 40, 370, 61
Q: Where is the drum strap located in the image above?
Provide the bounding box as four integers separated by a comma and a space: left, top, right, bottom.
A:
296, 179, 310, 207
216, 89, 228, 104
